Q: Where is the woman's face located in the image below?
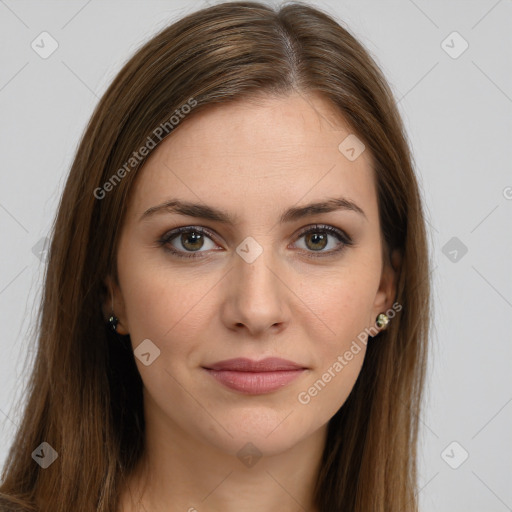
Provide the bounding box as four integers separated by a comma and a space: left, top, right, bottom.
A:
108, 92, 398, 457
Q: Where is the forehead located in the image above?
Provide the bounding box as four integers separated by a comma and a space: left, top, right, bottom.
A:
127, 92, 378, 224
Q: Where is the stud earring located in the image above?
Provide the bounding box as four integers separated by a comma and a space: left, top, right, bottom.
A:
107, 314, 119, 333
107, 284, 119, 333
376, 313, 390, 330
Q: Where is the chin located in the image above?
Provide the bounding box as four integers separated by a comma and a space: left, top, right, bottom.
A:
198, 410, 314, 457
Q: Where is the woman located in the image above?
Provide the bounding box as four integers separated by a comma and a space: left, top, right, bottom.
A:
0, 1, 432, 511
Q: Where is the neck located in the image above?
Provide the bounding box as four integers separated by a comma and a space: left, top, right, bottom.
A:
118, 412, 326, 512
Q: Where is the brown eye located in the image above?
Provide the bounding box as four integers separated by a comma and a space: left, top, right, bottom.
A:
293, 225, 353, 258
304, 232, 328, 251
159, 226, 219, 259
158, 224, 353, 260
180, 231, 205, 251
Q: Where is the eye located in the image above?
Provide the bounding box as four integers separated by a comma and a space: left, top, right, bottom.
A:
292, 224, 353, 258
158, 226, 219, 259
158, 224, 353, 259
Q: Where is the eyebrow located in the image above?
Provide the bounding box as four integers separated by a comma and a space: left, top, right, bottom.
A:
139, 196, 367, 224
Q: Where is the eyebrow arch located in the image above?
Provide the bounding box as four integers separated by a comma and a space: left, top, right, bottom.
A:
139, 196, 367, 224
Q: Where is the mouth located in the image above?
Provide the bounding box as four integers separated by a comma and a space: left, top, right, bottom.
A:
202, 357, 308, 395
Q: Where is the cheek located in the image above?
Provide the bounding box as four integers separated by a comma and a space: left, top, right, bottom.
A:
298, 263, 380, 347
120, 246, 380, 361
292, 266, 378, 410
115, 239, 379, 448
118, 249, 221, 358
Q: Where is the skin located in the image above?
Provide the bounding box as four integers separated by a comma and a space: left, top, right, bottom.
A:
106, 91, 400, 512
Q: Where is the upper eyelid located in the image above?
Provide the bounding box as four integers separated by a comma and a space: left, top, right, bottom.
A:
161, 224, 350, 247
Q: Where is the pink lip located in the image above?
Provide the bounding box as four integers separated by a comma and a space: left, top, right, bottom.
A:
202, 357, 307, 395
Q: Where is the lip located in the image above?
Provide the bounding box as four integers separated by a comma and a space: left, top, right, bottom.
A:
202, 357, 308, 395
203, 357, 306, 372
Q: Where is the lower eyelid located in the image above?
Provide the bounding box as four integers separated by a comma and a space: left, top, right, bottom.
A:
160, 225, 352, 257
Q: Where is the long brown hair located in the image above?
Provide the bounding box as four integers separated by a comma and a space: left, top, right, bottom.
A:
0, 2, 431, 510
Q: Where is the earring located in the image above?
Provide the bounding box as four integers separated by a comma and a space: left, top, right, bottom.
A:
107, 285, 119, 333
107, 314, 119, 333
376, 313, 390, 330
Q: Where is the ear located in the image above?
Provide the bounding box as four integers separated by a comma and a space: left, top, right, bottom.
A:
102, 275, 130, 336
371, 248, 401, 328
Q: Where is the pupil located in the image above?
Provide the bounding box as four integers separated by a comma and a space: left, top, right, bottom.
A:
307, 232, 327, 251
182, 232, 203, 251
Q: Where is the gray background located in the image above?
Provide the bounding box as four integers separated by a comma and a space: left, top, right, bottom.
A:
1, 1, 511, 510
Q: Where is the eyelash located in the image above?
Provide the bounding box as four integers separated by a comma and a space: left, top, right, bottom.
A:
157, 224, 354, 260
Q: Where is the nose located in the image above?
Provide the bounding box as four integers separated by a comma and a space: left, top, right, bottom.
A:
220, 240, 289, 337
